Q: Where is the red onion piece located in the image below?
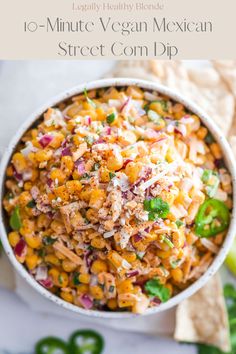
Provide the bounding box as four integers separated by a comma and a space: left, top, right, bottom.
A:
133, 233, 142, 242
31, 186, 40, 200
152, 297, 162, 305
123, 159, 133, 169
126, 270, 140, 278
61, 147, 72, 156
75, 159, 86, 175
120, 97, 131, 114
106, 127, 111, 135
35, 265, 48, 281
39, 134, 53, 148
79, 294, 93, 309
13, 168, 23, 182
14, 239, 27, 258
46, 178, 53, 188
94, 138, 105, 145
86, 116, 92, 125
39, 277, 53, 289
85, 250, 93, 268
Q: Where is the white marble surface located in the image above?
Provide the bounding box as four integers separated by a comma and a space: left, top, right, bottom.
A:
0, 60, 196, 354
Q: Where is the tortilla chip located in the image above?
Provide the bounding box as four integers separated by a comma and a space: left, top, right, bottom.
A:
174, 274, 230, 352
213, 61, 236, 96
110, 60, 234, 136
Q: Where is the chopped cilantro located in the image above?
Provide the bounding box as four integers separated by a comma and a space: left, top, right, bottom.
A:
26, 199, 36, 208
10, 206, 22, 231
84, 135, 94, 146
38, 249, 46, 258
92, 162, 100, 171
201, 169, 213, 183
175, 220, 184, 228
109, 285, 115, 293
72, 272, 80, 286
58, 274, 63, 285
163, 236, 174, 249
80, 173, 91, 180
84, 88, 96, 108
147, 110, 161, 123
201, 169, 219, 198
106, 112, 116, 124
144, 278, 171, 303
144, 100, 168, 113
204, 132, 214, 144
43, 236, 57, 246
170, 259, 181, 269
109, 172, 116, 180
6, 192, 13, 200
144, 198, 170, 220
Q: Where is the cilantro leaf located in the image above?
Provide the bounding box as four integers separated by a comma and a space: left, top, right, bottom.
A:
10, 206, 22, 231
43, 236, 57, 246
109, 172, 116, 180
84, 88, 96, 108
106, 112, 116, 124
144, 198, 170, 219
176, 220, 184, 228
144, 279, 170, 302
27, 199, 36, 208
198, 344, 222, 354
224, 284, 236, 300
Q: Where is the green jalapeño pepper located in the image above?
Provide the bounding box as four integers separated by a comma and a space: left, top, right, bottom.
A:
195, 198, 230, 238
35, 337, 69, 354
69, 329, 104, 354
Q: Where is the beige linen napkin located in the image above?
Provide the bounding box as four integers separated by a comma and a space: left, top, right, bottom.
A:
1, 60, 236, 350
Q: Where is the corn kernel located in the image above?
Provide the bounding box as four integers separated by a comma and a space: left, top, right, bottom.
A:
8, 231, 20, 247
107, 152, 123, 171
90, 285, 103, 300
77, 284, 89, 294
91, 236, 106, 249
12, 152, 27, 173
91, 259, 108, 274
61, 291, 73, 303
122, 252, 137, 263
62, 260, 77, 272
210, 143, 223, 159
61, 156, 74, 175
118, 131, 137, 146
45, 254, 61, 266
24, 234, 42, 249
54, 186, 70, 202
125, 162, 142, 184
171, 268, 183, 282
57, 272, 69, 288
25, 254, 39, 270
49, 133, 64, 149
50, 169, 66, 184
107, 298, 118, 310
100, 168, 110, 183
48, 268, 60, 285
89, 189, 106, 209
117, 280, 133, 294
86, 208, 99, 223
197, 126, 208, 139
79, 273, 91, 284
66, 180, 82, 196
35, 149, 52, 163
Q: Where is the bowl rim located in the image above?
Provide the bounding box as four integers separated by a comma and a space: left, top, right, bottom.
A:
1, 77, 236, 319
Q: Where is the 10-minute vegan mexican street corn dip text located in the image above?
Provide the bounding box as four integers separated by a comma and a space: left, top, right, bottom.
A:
3, 86, 232, 313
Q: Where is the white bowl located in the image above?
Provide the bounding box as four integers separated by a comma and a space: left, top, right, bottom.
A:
1, 78, 236, 319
